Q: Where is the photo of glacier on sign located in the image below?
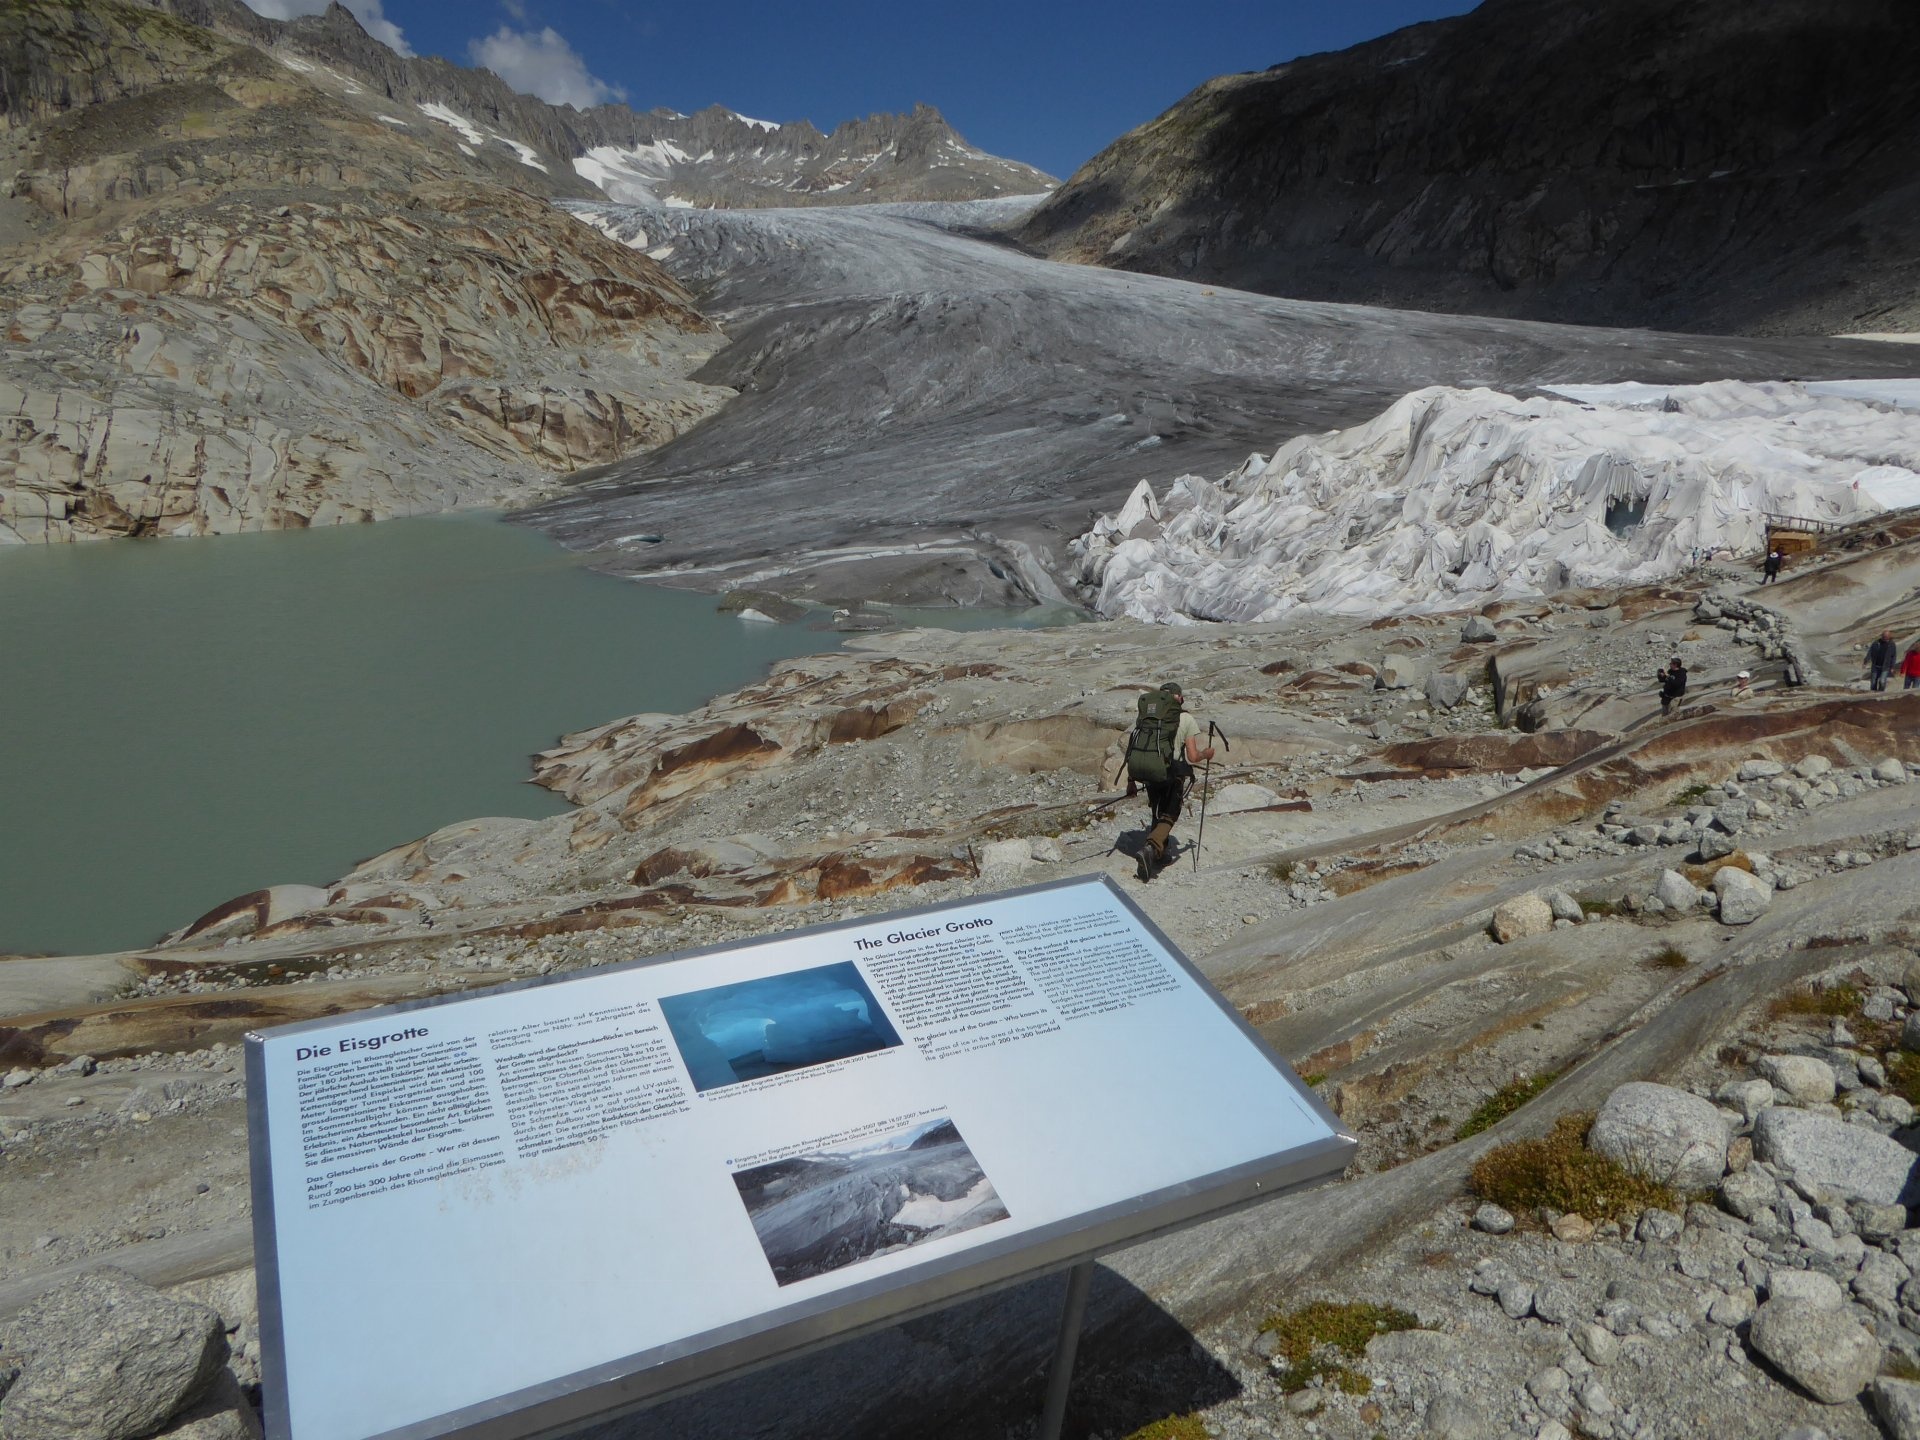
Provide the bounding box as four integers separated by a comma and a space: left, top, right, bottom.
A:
658, 960, 903, 1091
732, 1117, 1010, 1285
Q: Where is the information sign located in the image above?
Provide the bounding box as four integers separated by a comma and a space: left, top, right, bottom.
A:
247, 875, 1355, 1440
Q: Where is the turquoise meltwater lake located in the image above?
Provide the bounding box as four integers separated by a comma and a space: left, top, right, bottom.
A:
0, 514, 1055, 957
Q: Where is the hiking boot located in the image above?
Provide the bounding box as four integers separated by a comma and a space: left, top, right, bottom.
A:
1136, 840, 1162, 882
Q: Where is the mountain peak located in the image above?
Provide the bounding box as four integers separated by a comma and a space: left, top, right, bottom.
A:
124, 0, 1050, 209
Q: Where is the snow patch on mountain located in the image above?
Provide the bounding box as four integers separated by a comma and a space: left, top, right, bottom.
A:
727, 110, 781, 132
572, 140, 692, 205
496, 136, 548, 172
416, 101, 484, 146
1072, 380, 1920, 623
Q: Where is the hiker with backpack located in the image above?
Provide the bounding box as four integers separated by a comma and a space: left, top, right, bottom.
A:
1123, 680, 1214, 881
1658, 657, 1688, 716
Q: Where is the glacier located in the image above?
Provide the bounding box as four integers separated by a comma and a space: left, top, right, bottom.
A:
1072, 380, 1920, 623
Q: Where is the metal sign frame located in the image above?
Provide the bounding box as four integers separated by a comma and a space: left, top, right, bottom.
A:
246, 874, 1355, 1440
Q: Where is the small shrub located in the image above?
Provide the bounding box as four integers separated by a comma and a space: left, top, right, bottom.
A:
1883, 1353, 1920, 1384
1302, 1072, 1328, 1088
1122, 1418, 1209, 1440
1269, 858, 1301, 884
1577, 897, 1620, 919
1673, 783, 1711, 805
1643, 944, 1690, 970
1888, 1052, 1920, 1107
1455, 1072, 1559, 1140
1468, 1113, 1683, 1222
1767, 984, 1862, 1021
1257, 1301, 1420, 1395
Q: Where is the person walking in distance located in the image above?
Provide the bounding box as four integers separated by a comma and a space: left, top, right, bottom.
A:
1763, 549, 1784, 584
1903, 641, 1920, 691
1658, 657, 1689, 716
1868, 631, 1899, 692
1732, 669, 1754, 702
1122, 680, 1214, 881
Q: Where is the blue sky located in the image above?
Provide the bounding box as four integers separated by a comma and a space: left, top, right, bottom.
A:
251, 1, 1479, 178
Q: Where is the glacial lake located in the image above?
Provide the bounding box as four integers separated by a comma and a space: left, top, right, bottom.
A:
0, 514, 1056, 957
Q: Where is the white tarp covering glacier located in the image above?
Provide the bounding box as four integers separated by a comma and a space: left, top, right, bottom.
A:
1072, 380, 1920, 623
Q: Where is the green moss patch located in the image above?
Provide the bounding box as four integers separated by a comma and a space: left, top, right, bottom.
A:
1468, 1112, 1682, 1223
1454, 1072, 1558, 1141
1257, 1301, 1419, 1395
1768, 983, 1862, 1021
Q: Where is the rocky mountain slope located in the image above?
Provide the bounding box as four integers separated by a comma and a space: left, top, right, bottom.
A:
0, 0, 727, 541
137, 0, 1055, 207
1019, 0, 1920, 337
3, 506, 1920, 1438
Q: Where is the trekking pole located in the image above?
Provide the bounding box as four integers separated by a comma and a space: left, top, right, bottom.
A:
1191, 722, 1230, 871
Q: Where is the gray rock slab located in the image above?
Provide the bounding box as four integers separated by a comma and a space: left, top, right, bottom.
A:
1757, 1054, 1837, 1105
1425, 671, 1471, 710
1749, 1296, 1881, 1403
1875, 1376, 1920, 1440
1753, 1107, 1920, 1204
1423, 1393, 1488, 1439
1766, 1269, 1844, 1309
153, 1370, 261, 1440
3, 1268, 226, 1440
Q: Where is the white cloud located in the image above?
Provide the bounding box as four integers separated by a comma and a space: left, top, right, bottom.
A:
241, 0, 413, 58
466, 26, 625, 108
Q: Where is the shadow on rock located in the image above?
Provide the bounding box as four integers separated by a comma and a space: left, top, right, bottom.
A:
595, 1263, 1240, 1440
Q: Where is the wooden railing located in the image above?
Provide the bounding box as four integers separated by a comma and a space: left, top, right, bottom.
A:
1762, 510, 1846, 536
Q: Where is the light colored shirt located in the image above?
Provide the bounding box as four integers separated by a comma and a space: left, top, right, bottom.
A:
1173, 712, 1202, 762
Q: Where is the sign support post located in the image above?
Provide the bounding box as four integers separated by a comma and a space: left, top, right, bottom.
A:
1037, 1259, 1095, 1440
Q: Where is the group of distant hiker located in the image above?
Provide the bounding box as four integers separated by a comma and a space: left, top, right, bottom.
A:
1868, 630, 1920, 691
1652, 629, 1918, 717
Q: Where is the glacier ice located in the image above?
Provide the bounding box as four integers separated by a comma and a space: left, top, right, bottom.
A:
1071, 380, 1920, 623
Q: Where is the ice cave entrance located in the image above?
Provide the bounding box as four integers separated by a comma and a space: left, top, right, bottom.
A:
1605, 496, 1648, 536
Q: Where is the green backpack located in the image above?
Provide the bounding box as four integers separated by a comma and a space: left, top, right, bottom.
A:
1125, 685, 1183, 784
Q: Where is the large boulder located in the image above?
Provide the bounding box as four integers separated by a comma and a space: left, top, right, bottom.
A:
1753, 1108, 1920, 1203
1755, 1054, 1837, 1105
2, 1268, 227, 1440
1425, 671, 1472, 710
977, 838, 1032, 873
1587, 1082, 1730, 1190
1749, 1297, 1882, 1403
1461, 616, 1498, 643
1489, 894, 1554, 944
1712, 866, 1773, 925
1653, 869, 1701, 912
1696, 829, 1738, 862
1378, 656, 1425, 689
